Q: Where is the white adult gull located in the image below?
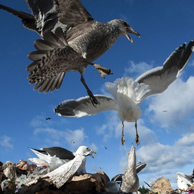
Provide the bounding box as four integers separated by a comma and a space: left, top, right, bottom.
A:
0, 0, 140, 104
176, 172, 194, 191
54, 40, 194, 145
29, 146, 96, 173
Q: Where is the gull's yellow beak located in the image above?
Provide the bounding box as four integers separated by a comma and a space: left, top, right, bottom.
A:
89, 150, 97, 158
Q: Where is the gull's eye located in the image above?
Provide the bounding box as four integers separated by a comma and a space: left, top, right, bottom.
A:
123, 21, 128, 27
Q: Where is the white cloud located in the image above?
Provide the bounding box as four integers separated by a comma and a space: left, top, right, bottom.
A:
96, 111, 157, 145
189, 59, 194, 66
33, 127, 86, 147
147, 76, 194, 128
96, 112, 121, 142
30, 115, 69, 128
118, 132, 194, 189
65, 129, 86, 147
138, 137, 194, 172
0, 135, 14, 148
124, 61, 153, 79
30, 114, 88, 147
175, 133, 194, 147
30, 115, 49, 127
90, 143, 98, 152
124, 119, 158, 145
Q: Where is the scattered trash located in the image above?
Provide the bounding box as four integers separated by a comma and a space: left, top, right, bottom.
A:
1, 154, 193, 194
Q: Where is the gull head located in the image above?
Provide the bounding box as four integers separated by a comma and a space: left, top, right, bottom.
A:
75, 146, 96, 158
112, 19, 140, 43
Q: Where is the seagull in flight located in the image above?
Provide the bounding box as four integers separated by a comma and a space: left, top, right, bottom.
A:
54, 40, 194, 145
0, 0, 140, 104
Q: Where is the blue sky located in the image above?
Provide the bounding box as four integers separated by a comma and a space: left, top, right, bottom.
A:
0, 0, 194, 189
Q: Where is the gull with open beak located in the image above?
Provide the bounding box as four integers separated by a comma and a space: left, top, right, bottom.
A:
29, 145, 96, 174
0, 1, 140, 105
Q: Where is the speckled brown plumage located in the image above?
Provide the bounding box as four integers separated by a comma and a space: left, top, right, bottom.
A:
120, 144, 139, 193
0, 0, 140, 104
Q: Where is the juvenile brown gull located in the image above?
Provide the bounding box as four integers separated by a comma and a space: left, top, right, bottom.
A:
0, 0, 140, 104
104, 144, 140, 193
111, 162, 147, 182
54, 40, 194, 145
27, 27, 113, 104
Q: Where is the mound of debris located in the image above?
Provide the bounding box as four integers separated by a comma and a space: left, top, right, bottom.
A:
0, 145, 147, 194
0, 160, 110, 194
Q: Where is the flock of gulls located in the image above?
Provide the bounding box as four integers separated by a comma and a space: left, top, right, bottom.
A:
55, 41, 194, 145
0, 0, 194, 193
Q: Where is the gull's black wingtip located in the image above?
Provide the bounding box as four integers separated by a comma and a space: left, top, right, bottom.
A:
54, 102, 77, 117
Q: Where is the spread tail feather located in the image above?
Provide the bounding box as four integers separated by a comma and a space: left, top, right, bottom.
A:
105, 77, 151, 103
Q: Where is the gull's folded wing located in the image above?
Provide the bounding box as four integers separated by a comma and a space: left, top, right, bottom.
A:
43, 155, 85, 188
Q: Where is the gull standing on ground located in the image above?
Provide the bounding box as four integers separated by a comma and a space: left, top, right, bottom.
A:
111, 162, 147, 182
120, 144, 139, 193
105, 144, 141, 193
54, 40, 194, 144
0, 0, 140, 104
29, 146, 96, 173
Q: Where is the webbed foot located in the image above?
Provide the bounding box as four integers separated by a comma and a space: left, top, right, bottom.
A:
93, 64, 113, 78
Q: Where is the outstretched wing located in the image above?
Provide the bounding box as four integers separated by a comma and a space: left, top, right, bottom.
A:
135, 40, 194, 98
0, 4, 37, 32
0, 0, 94, 35
26, 0, 94, 33
55, 95, 118, 117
